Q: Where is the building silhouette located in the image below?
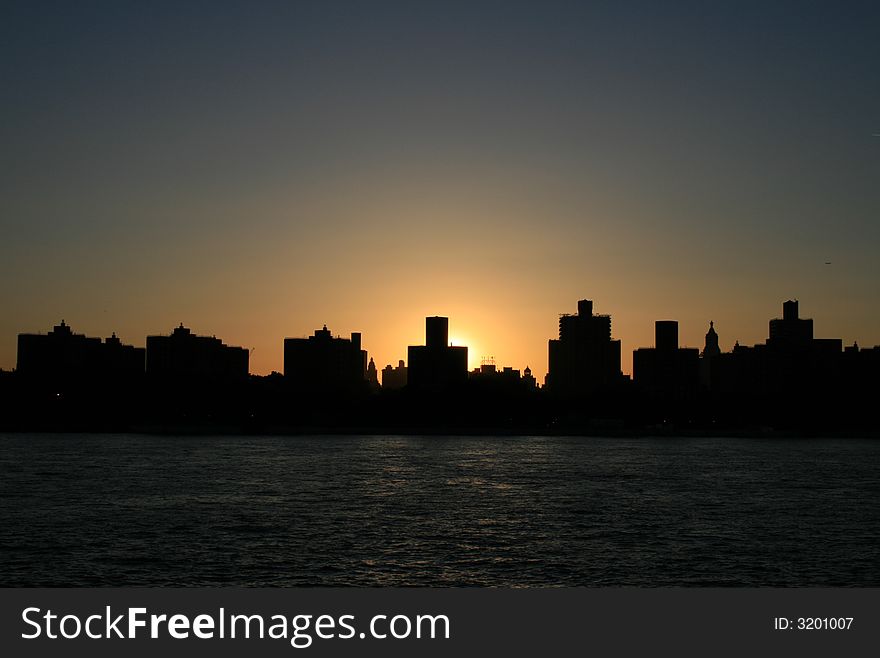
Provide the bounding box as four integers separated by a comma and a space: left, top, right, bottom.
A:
381, 359, 408, 390
407, 316, 468, 392
765, 300, 841, 396
17, 320, 144, 384
366, 357, 380, 391
546, 299, 622, 396
468, 358, 540, 396
768, 300, 813, 350
4, 295, 880, 433
146, 324, 248, 381
710, 300, 846, 402
699, 321, 721, 389
283, 325, 367, 393
842, 342, 880, 401
522, 365, 537, 389
633, 320, 700, 397
702, 321, 721, 359
470, 359, 522, 381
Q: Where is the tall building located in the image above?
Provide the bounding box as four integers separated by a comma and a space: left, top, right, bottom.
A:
700, 321, 721, 389
633, 320, 700, 396
655, 320, 679, 352
283, 325, 367, 393
768, 300, 813, 350
146, 324, 248, 381
702, 321, 721, 359
407, 316, 468, 392
425, 316, 448, 350
522, 366, 537, 389
17, 320, 144, 384
546, 299, 622, 395
765, 300, 838, 397
713, 300, 844, 402
366, 357, 380, 391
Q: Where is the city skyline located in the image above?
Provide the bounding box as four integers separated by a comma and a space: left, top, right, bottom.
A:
2, 1, 878, 379
6, 297, 877, 436
5, 294, 874, 383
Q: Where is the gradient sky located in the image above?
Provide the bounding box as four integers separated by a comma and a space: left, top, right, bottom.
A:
2, 0, 878, 379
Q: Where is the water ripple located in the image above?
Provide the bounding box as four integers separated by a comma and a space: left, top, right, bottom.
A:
1, 434, 878, 586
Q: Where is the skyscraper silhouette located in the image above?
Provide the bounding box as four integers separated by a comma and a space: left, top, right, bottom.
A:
17, 321, 144, 385
283, 325, 367, 393
366, 357, 379, 391
546, 299, 622, 396
702, 321, 721, 359
146, 324, 248, 381
700, 321, 721, 389
633, 320, 700, 397
768, 300, 813, 350
407, 316, 468, 392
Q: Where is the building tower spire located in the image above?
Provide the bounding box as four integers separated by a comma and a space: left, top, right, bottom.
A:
703, 321, 720, 358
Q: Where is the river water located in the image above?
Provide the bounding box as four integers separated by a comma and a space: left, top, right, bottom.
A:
1, 434, 878, 586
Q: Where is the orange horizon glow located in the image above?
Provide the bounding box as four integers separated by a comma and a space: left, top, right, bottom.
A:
4, 290, 876, 385
3, 6, 879, 382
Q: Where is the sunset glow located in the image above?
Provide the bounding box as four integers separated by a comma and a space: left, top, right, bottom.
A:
1, 2, 878, 382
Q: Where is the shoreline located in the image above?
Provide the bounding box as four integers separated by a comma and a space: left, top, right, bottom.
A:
3, 424, 879, 439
